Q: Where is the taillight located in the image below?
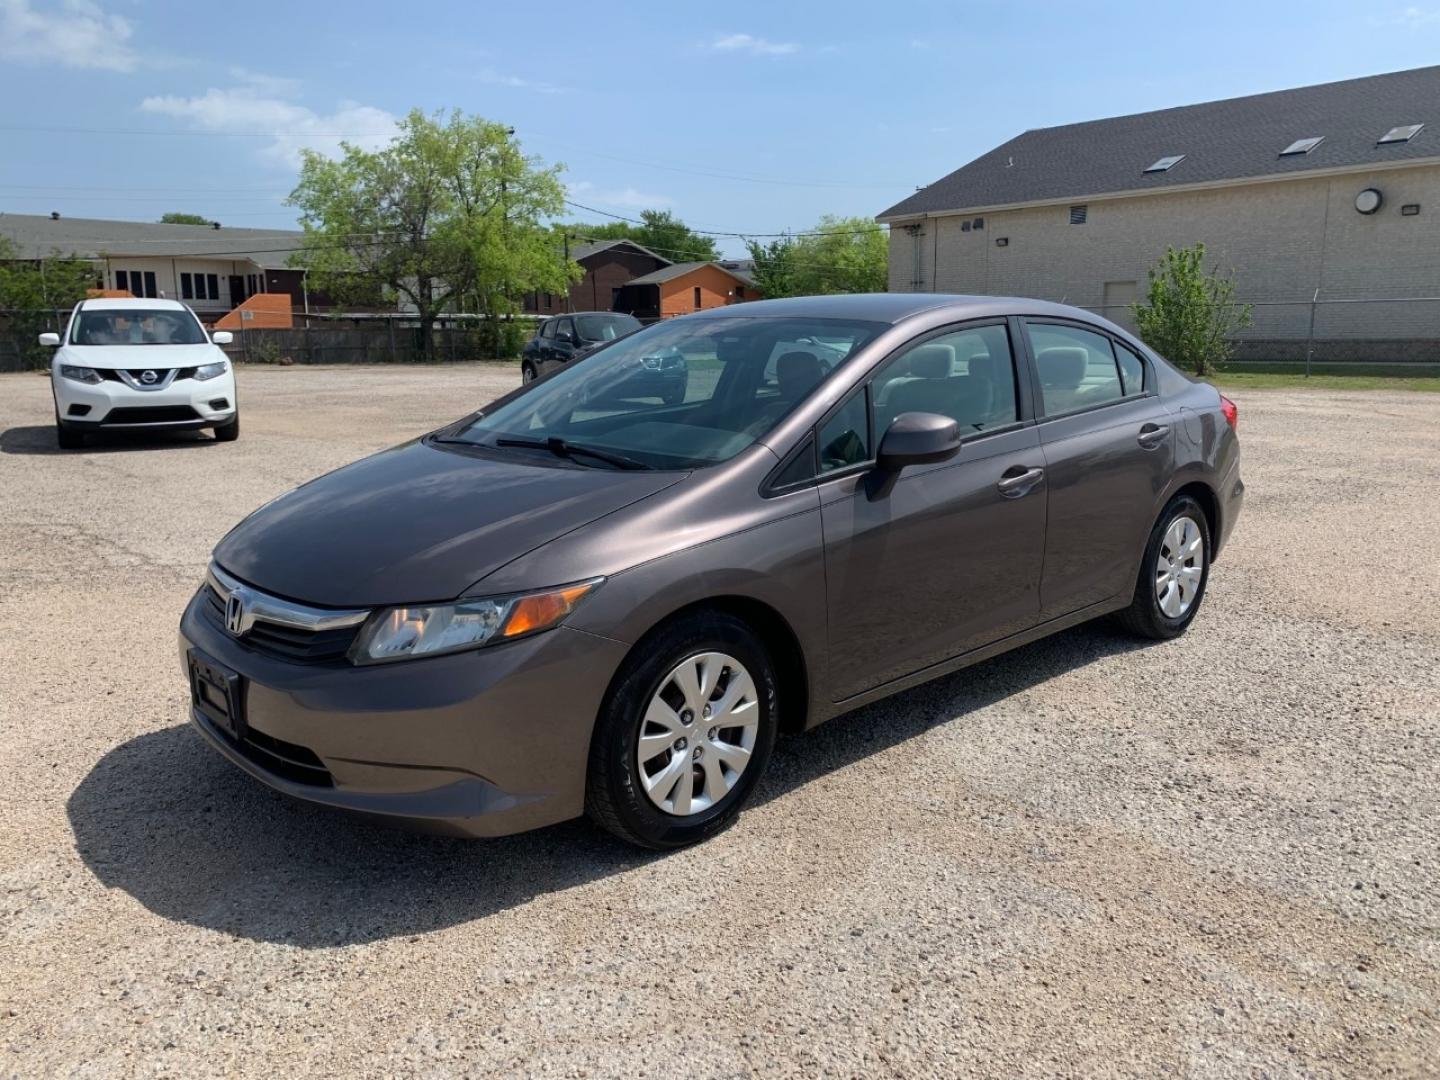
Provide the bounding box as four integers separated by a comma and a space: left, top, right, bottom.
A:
1219, 394, 1238, 431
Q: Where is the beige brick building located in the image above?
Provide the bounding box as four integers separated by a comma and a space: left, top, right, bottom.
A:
878, 67, 1440, 361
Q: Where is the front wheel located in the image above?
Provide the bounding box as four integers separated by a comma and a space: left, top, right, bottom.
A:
213, 413, 240, 442
586, 611, 778, 849
55, 416, 84, 450
1115, 494, 1211, 640
521, 361, 537, 385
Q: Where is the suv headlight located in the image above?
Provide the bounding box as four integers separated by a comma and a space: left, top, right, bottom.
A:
59, 365, 102, 384
193, 361, 228, 381
349, 579, 602, 665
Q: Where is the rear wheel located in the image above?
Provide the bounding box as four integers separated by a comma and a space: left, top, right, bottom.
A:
1115, 494, 1210, 640
213, 413, 240, 442
586, 611, 777, 849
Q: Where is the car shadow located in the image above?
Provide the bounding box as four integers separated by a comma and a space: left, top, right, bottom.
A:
0, 425, 215, 455
66, 623, 1153, 947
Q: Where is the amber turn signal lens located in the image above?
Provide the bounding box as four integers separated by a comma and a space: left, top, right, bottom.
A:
501, 583, 597, 638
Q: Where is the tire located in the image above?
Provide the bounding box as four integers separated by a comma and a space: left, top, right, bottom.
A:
213, 413, 240, 442
661, 384, 685, 406
1115, 493, 1211, 640
586, 610, 778, 849
55, 417, 84, 450
521, 361, 537, 385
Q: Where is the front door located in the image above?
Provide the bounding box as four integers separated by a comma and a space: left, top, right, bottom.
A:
228, 276, 246, 307
1021, 320, 1175, 618
819, 320, 1047, 701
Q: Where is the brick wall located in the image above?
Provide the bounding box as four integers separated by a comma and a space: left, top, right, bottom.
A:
658, 266, 749, 317
888, 163, 1440, 340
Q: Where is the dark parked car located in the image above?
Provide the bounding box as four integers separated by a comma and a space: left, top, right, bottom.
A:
522, 312, 687, 404
182, 294, 1242, 849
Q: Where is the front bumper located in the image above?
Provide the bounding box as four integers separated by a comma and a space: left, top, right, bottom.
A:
54, 370, 236, 428
178, 588, 629, 837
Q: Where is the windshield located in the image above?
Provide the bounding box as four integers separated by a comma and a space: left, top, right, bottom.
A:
576, 314, 640, 342
449, 316, 883, 469
70, 309, 207, 346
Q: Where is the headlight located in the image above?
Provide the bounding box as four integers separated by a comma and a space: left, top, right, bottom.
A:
59, 365, 102, 384
349, 579, 602, 665
193, 361, 228, 381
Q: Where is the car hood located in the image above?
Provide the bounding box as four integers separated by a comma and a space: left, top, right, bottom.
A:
213, 439, 686, 607
58, 343, 223, 368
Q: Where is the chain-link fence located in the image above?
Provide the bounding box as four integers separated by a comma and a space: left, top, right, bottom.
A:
1079, 294, 1440, 369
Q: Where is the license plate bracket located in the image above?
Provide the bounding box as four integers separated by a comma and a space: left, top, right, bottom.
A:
188, 648, 246, 741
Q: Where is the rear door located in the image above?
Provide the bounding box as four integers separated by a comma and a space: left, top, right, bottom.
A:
1021, 320, 1174, 619
815, 319, 1048, 700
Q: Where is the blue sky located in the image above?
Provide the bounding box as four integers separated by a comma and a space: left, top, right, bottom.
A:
3, 0, 1440, 256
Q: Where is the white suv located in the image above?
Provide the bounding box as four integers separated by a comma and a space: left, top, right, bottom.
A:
42, 298, 239, 449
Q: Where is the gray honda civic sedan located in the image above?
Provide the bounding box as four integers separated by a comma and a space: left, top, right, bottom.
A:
180, 294, 1243, 848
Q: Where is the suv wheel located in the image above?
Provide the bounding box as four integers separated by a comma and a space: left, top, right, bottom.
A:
586, 611, 777, 849
55, 413, 84, 450
521, 361, 537, 384
213, 413, 240, 442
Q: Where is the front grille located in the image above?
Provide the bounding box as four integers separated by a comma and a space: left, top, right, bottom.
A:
103, 405, 200, 424
201, 578, 364, 664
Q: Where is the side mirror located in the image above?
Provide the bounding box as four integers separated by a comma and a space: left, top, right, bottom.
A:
868, 412, 961, 499
38, 332, 60, 347
212, 331, 233, 344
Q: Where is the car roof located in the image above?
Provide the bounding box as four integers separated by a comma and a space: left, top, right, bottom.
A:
78, 298, 191, 312
685, 293, 1101, 326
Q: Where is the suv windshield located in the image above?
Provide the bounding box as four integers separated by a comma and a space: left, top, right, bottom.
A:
575, 314, 640, 342
70, 309, 207, 346
448, 316, 883, 469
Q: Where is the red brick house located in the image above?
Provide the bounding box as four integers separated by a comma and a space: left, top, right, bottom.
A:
522, 239, 671, 317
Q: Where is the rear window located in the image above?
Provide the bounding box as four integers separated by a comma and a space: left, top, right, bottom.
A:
576, 314, 641, 341
70, 308, 206, 346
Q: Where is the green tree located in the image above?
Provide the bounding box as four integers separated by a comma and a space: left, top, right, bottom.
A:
744, 216, 887, 298
159, 212, 211, 225
560, 209, 719, 263
0, 238, 96, 369
287, 109, 578, 361
1131, 244, 1252, 377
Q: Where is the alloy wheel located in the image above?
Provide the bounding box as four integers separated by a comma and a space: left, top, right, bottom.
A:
1155, 514, 1204, 618
637, 652, 759, 817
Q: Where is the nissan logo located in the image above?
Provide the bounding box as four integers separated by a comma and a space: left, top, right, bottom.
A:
140, 369, 159, 385
224, 589, 252, 637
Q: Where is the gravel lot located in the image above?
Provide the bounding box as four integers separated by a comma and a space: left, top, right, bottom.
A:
2, 364, 1437, 1078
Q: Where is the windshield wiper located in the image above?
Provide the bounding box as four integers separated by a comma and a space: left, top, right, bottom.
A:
494, 436, 650, 470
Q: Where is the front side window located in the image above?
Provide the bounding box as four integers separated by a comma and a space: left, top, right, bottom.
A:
69, 308, 208, 345
873, 323, 1020, 437
555, 318, 574, 342
817, 390, 869, 473
445, 316, 881, 470
1026, 322, 1124, 415
539, 318, 556, 341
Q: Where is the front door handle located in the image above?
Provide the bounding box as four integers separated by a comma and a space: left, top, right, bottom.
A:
997, 466, 1045, 499
1137, 423, 1171, 449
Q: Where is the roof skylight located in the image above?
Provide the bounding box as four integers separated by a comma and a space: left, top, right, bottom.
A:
1280, 136, 1325, 156
1378, 124, 1424, 144
1144, 154, 1185, 173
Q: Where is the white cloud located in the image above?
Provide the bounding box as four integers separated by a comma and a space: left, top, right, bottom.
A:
710, 32, 798, 56
228, 66, 302, 97
1395, 5, 1440, 25
474, 68, 565, 94
0, 0, 139, 72
140, 86, 399, 168
568, 180, 672, 209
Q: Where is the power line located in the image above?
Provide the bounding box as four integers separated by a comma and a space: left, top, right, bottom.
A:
562, 200, 884, 240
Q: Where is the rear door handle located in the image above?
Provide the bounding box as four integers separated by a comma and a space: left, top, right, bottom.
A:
1137, 423, 1171, 449
997, 466, 1045, 499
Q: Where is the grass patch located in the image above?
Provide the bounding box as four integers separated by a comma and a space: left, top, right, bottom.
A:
1218, 369, 1440, 392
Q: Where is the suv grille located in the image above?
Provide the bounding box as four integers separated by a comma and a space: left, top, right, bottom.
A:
201, 567, 370, 665
104, 405, 200, 424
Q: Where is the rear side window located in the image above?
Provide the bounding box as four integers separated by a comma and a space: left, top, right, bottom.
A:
539, 319, 556, 340
1114, 341, 1146, 395
873, 323, 1019, 436
1026, 323, 1124, 415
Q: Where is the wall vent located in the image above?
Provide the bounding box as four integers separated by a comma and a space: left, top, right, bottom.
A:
1069, 205, 1088, 225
